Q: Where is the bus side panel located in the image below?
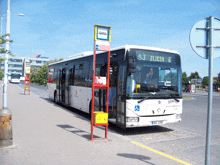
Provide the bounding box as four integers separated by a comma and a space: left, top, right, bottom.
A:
47, 83, 56, 99
69, 86, 92, 113
81, 87, 92, 113
69, 86, 81, 110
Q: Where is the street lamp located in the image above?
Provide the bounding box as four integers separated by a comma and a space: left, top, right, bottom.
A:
2, 0, 24, 109
1, 13, 24, 37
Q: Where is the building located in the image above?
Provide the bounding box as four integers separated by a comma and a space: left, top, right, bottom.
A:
1, 55, 50, 77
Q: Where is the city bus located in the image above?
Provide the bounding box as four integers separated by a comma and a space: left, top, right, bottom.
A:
10, 73, 21, 84
47, 45, 182, 129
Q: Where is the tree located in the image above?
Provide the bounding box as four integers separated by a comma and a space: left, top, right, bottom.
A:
0, 34, 13, 80
182, 72, 190, 84
0, 69, 3, 80
0, 34, 13, 54
30, 67, 38, 83
30, 58, 64, 85
37, 65, 48, 85
202, 76, 209, 88
189, 71, 201, 80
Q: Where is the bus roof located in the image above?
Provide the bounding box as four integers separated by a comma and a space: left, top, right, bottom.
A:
48, 45, 179, 66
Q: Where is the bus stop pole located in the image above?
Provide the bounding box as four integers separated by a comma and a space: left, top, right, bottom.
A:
205, 16, 214, 165
91, 43, 96, 140
105, 50, 111, 138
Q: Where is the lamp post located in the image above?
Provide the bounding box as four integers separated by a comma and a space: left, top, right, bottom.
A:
1, 0, 24, 109
2, 0, 11, 109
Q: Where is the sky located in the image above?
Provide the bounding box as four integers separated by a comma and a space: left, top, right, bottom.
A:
0, 0, 220, 78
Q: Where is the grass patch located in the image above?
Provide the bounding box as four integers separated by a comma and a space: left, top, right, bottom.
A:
183, 96, 191, 99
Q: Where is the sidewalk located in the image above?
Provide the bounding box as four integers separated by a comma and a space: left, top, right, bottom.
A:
0, 82, 189, 165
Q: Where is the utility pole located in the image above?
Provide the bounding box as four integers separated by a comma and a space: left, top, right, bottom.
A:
3, 0, 10, 109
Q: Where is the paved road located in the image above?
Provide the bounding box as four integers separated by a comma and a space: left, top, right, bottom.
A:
122, 94, 220, 165
15, 83, 220, 164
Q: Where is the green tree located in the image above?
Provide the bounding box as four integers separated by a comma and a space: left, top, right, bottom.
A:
30, 58, 64, 85
0, 69, 3, 80
38, 65, 48, 85
0, 34, 13, 54
202, 76, 209, 88
182, 72, 190, 84
30, 67, 38, 83
1, 34, 14, 80
189, 71, 201, 80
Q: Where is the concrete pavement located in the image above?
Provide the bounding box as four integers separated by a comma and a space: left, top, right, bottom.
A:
0, 82, 193, 165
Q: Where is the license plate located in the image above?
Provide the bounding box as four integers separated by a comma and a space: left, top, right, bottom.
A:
151, 120, 165, 125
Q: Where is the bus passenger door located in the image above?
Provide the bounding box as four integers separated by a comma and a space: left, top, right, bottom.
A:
61, 68, 66, 103
68, 68, 74, 106
58, 69, 62, 102
116, 62, 127, 129
65, 69, 69, 105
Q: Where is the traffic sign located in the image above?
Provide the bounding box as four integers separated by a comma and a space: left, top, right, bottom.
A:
94, 25, 111, 51
95, 25, 111, 42
190, 17, 220, 59
190, 16, 220, 165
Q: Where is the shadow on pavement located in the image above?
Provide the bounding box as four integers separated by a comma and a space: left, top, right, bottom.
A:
117, 153, 155, 165
57, 124, 100, 140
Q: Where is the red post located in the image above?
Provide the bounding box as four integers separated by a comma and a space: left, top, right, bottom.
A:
105, 50, 111, 138
91, 25, 111, 141
91, 44, 96, 141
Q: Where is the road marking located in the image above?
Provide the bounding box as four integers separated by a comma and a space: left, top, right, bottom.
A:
131, 141, 192, 165
143, 137, 153, 140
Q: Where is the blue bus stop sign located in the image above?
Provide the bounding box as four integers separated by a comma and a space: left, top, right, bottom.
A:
189, 17, 220, 59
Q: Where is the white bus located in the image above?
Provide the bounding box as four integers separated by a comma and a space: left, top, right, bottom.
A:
10, 73, 21, 84
47, 45, 182, 129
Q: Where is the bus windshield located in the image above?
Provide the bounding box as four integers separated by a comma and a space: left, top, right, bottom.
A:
11, 74, 21, 79
126, 50, 181, 99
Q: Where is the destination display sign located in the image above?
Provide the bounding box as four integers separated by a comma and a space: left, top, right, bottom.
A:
136, 50, 175, 64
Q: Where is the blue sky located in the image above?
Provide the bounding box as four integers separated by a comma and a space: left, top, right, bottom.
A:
1, 0, 220, 78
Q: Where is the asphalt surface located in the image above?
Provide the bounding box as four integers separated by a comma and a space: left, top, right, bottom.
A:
1, 82, 220, 164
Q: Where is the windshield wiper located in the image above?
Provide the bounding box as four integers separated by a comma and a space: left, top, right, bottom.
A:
170, 94, 180, 102
138, 93, 156, 103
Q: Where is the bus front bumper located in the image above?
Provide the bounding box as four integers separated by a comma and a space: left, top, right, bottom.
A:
126, 114, 181, 128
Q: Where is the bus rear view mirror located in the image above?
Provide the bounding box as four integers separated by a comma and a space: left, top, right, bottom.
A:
128, 58, 136, 73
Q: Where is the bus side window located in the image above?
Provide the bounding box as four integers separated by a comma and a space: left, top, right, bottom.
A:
53, 71, 57, 83
88, 60, 93, 87
74, 64, 84, 86
83, 61, 89, 87
69, 68, 74, 85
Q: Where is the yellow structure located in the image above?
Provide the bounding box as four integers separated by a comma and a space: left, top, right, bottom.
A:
93, 112, 108, 124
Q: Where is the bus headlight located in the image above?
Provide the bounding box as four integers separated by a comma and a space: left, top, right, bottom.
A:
126, 117, 139, 122
176, 114, 181, 119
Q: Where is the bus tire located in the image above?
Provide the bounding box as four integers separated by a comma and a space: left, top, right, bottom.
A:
54, 91, 58, 104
